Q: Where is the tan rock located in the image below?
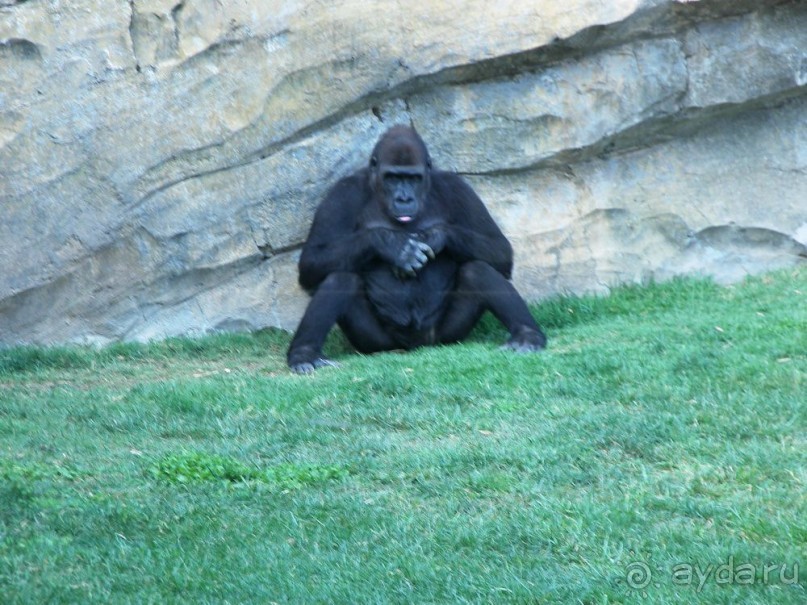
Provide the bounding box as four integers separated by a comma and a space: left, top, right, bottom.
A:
0, 0, 805, 344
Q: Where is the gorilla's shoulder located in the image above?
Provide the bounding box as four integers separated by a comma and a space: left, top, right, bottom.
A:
322, 169, 371, 206
432, 170, 472, 189
430, 170, 478, 201
336, 168, 370, 189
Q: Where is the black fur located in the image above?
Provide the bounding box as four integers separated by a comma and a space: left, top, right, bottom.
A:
287, 126, 546, 373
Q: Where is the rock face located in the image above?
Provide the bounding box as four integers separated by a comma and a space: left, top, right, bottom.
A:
1, 0, 805, 345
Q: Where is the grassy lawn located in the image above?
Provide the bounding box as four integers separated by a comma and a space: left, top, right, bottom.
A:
1, 267, 804, 604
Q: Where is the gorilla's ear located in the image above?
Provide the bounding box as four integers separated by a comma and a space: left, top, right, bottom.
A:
370, 155, 378, 168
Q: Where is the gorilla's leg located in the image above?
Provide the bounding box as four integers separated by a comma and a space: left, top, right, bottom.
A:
437, 261, 546, 351
287, 272, 395, 373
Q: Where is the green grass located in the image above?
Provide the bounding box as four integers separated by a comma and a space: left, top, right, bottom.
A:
1, 268, 804, 604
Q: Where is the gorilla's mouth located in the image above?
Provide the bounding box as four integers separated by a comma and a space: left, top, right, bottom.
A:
395, 215, 414, 223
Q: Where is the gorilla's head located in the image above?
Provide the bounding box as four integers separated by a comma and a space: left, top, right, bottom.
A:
369, 126, 432, 224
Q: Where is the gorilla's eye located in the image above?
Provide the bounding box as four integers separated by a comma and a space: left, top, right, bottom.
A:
384, 173, 422, 184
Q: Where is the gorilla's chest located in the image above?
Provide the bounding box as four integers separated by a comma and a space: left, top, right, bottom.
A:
363, 258, 456, 330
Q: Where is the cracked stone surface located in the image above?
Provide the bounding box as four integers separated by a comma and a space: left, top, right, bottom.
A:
1, 0, 805, 345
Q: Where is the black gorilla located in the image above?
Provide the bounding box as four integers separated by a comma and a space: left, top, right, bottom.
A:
287, 125, 546, 373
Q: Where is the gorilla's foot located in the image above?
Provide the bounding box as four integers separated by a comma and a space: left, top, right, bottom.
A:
501, 326, 547, 353
288, 346, 340, 374
290, 356, 340, 374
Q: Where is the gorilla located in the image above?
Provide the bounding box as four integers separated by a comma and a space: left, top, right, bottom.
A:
287, 125, 546, 373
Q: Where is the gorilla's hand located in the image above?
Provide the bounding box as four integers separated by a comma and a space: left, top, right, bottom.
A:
419, 225, 448, 257
368, 229, 434, 277
394, 238, 435, 278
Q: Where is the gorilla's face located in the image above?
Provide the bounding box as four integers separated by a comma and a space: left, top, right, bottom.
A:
376, 165, 429, 223
370, 127, 432, 224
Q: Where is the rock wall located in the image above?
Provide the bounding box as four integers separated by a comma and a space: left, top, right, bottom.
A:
1, 0, 805, 344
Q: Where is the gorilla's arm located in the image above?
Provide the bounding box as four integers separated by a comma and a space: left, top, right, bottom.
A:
297, 178, 367, 291
425, 173, 514, 278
